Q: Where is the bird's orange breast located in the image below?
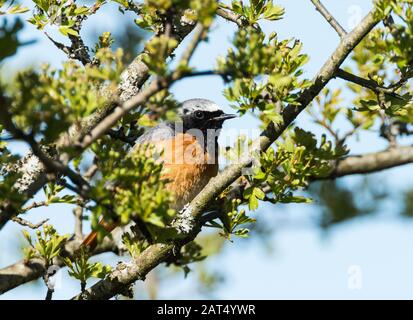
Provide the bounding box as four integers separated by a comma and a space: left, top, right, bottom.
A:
156, 133, 218, 210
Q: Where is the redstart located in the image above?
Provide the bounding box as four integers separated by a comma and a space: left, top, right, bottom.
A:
82, 99, 236, 248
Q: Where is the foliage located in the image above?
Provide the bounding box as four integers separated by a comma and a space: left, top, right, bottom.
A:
22, 224, 69, 266
43, 182, 77, 204
5, 48, 123, 142
207, 198, 256, 239
64, 248, 111, 289
347, 1, 413, 125
241, 128, 348, 210
171, 241, 206, 276
230, 0, 284, 25
90, 141, 175, 242
0, 0, 29, 15
219, 26, 310, 124
27, 0, 104, 37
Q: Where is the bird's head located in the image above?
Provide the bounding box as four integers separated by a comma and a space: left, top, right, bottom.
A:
179, 98, 236, 131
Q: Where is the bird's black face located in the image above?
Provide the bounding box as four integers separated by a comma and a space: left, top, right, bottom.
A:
181, 109, 236, 131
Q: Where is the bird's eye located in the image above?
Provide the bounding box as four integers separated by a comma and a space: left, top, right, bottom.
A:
194, 110, 204, 119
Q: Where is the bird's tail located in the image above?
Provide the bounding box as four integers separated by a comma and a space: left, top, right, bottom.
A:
81, 220, 118, 250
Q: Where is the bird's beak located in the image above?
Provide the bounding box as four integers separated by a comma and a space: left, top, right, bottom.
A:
213, 113, 237, 122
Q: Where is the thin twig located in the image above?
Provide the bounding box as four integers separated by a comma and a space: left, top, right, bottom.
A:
314, 118, 340, 142
20, 201, 48, 214
11, 216, 49, 229
73, 206, 83, 240
43, 267, 55, 300
216, 7, 247, 28
0, 101, 91, 191
177, 24, 207, 67
44, 32, 71, 55
310, 0, 347, 38
84, 163, 98, 180
336, 68, 405, 99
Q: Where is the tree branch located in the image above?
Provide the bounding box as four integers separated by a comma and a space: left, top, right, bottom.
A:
335, 68, 405, 99
71, 8, 382, 300
327, 145, 413, 178
216, 7, 247, 28
11, 216, 49, 229
0, 237, 119, 294
310, 0, 347, 38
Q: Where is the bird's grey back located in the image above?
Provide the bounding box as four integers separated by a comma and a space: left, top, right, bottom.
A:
135, 122, 175, 145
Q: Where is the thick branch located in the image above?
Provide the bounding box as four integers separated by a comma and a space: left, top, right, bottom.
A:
0, 237, 119, 294
310, 0, 347, 37
328, 145, 413, 178
71, 8, 382, 300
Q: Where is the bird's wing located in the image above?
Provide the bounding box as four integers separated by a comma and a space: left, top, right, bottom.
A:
134, 122, 175, 145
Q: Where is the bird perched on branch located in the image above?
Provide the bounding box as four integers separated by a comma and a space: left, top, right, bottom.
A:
82, 98, 236, 249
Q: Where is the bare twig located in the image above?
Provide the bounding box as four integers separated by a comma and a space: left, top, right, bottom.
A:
73, 206, 83, 240
84, 163, 98, 180
314, 118, 341, 142
43, 270, 54, 300
11, 216, 49, 229
0, 102, 91, 192
44, 32, 71, 56
77, 80, 168, 150
177, 24, 207, 67
336, 68, 405, 99
216, 7, 248, 28
20, 201, 49, 214
310, 0, 347, 37
44, 1, 108, 65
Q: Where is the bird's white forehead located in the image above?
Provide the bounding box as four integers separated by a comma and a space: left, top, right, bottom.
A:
180, 98, 221, 114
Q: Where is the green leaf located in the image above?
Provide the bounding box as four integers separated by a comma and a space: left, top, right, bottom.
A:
253, 187, 265, 200
8, 5, 29, 14
74, 6, 90, 15
231, 1, 243, 14
248, 194, 259, 211
59, 26, 79, 37
234, 228, 250, 237
263, 2, 284, 21
135, 18, 151, 29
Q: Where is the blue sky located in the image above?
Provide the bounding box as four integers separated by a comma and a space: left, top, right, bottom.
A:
1, 0, 413, 299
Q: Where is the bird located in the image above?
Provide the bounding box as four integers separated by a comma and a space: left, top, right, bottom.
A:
82, 98, 236, 249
